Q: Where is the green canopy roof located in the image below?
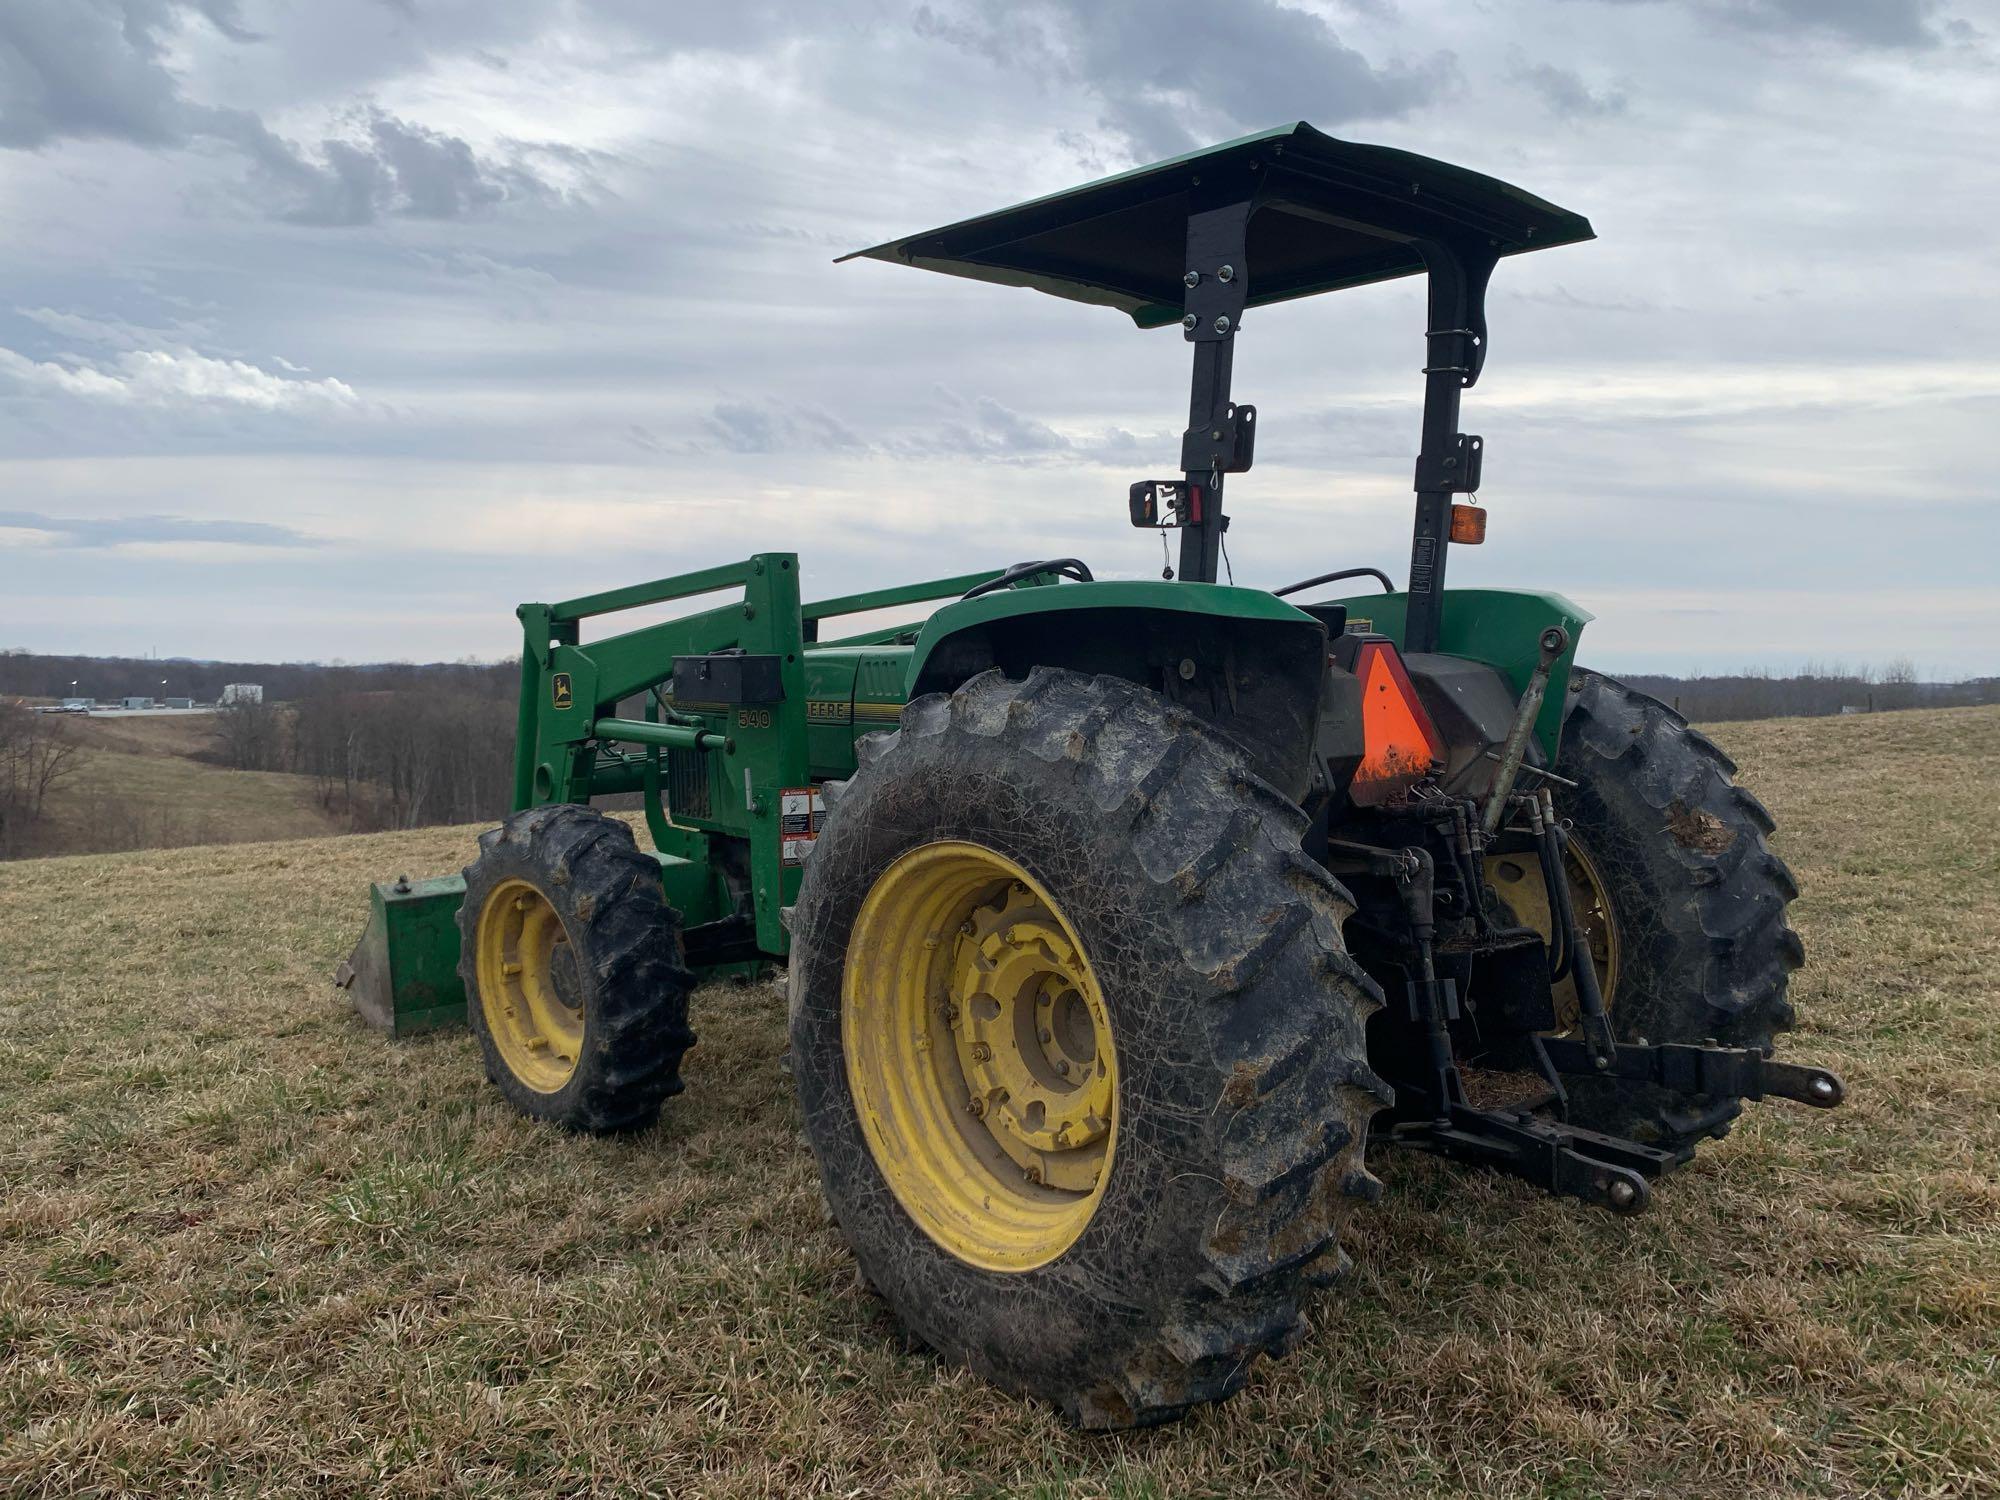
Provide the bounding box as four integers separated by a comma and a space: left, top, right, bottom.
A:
840, 123, 1593, 328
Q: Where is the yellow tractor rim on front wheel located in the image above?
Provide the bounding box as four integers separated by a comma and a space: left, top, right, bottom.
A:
843, 841, 1117, 1273
475, 878, 585, 1093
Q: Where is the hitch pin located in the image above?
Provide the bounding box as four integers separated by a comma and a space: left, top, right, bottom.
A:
1481, 625, 1569, 838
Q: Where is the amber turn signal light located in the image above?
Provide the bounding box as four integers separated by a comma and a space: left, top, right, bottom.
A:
1449, 503, 1486, 544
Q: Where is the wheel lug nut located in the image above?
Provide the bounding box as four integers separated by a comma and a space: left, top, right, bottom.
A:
1038, 1027, 1053, 1043
1056, 1059, 1070, 1077
970, 1042, 992, 1063
1023, 1164, 1042, 1185
966, 1097, 986, 1118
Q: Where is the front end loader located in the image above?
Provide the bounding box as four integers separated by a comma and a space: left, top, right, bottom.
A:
340, 122, 1843, 1427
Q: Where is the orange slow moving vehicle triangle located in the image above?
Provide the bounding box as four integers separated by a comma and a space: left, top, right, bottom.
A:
1350, 640, 1443, 805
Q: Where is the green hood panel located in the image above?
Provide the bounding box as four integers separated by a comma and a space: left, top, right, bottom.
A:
906, 580, 1320, 695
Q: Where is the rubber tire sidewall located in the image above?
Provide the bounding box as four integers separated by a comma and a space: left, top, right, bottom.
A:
789, 669, 1379, 1426
459, 807, 693, 1133
1553, 669, 1801, 1144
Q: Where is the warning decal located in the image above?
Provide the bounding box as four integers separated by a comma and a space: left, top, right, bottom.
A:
780, 786, 826, 865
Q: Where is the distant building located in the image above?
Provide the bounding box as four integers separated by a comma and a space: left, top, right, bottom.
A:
219, 683, 264, 706
164, 697, 195, 710
121, 695, 155, 710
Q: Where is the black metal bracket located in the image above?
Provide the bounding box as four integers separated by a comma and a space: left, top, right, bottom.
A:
1413, 430, 1482, 494
1181, 201, 1252, 342
1180, 402, 1256, 475
1541, 1037, 1846, 1109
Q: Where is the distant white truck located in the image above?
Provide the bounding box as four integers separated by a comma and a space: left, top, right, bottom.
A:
218, 683, 264, 706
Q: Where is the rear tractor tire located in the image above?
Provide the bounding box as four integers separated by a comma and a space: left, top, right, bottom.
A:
789, 667, 1387, 1428
1487, 668, 1804, 1151
458, 804, 696, 1133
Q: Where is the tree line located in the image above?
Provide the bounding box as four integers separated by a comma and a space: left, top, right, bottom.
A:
1621, 662, 2000, 723
0, 650, 513, 705
5, 648, 1996, 861
217, 678, 516, 831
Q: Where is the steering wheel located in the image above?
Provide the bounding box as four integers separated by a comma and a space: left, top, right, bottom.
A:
960, 558, 1095, 600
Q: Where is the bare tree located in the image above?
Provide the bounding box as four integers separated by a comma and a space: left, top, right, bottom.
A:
0, 703, 84, 856
211, 697, 284, 771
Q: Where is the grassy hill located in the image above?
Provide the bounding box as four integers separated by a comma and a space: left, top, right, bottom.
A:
33, 714, 343, 856
2, 708, 1995, 1497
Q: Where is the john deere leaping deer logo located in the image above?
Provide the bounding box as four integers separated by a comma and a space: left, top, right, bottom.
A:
550, 672, 573, 711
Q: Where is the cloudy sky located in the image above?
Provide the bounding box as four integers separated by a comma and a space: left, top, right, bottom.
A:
2, 0, 1995, 675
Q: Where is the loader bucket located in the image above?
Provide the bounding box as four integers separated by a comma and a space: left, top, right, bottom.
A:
334, 874, 469, 1036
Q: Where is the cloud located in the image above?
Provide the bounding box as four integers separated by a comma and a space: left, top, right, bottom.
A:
695, 391, 1107, 463
911, 0, 1441, 155
1515, 61, 1628, 117
17, 305, 213, 350
0, 346, 360, 411
0, 0, 1995, 676
1725, 0, 1946, 47
1580, 0, 1949, 49
0, 509, 317, 549
925, 391, 1070, 458
0, 0, 192, 148
0, 1, 553, 225
217, 106, 554, 227
701, 399, 866, 455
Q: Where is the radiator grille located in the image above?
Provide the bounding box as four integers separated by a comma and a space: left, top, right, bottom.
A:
666, 746, 711, 820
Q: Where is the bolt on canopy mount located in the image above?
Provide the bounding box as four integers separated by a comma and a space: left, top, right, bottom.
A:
840, 122, 1593, 651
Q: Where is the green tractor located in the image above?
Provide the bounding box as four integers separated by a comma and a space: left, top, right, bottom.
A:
341, 123, 1842, 1427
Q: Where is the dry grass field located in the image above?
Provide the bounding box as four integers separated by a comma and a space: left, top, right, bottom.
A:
2, 707, 1996, 1498
37, 715, 341, 856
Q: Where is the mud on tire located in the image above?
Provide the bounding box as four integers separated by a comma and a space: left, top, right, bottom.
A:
788, 667, 1387, 1429
1553, 668, 1805, 1149
458, 804, 696, 1133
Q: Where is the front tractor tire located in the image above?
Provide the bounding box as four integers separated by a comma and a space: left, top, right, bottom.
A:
789, 668, 1386, 1429
1495, 669, 1805, 1150
458, 805, 696, 1133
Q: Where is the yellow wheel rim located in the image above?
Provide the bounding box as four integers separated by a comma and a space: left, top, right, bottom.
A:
1484, 835, 1623, 1032
474, 878, 585, 1094
843, 841, 1117, 1272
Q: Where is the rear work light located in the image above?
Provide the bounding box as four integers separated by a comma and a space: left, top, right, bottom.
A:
1349, 639, 1443, 805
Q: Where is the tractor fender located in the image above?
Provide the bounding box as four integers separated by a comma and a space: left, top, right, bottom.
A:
1319, 587, 1592, 763
906, 581, 1328, 801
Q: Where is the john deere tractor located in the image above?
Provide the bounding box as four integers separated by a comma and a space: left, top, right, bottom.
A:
341, 123, 1842, 1427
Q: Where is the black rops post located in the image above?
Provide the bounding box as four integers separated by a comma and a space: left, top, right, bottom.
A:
841, 122, 1593, 620
1404, 240, 1494, 651
1174, 195, 1255, 584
